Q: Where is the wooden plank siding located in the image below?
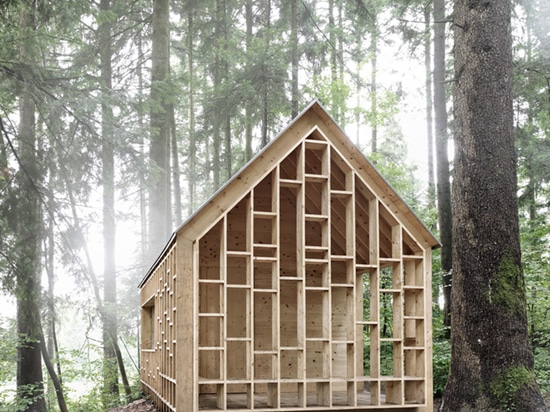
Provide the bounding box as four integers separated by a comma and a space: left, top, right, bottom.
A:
140, 101, 439, 412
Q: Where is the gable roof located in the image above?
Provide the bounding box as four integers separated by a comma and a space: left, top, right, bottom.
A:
141, 100, 440, 287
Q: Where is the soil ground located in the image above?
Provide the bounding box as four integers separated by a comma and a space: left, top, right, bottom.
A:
110, 397, 444, 411
109, 398, 159, 412
111, 395, 550, 411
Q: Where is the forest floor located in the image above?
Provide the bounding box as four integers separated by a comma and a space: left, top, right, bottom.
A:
109, 396, 550, 411
109, 398, 159, 412
109, 397, 444, 411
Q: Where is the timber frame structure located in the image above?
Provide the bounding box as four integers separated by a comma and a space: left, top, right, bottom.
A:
139, 101, 440, 412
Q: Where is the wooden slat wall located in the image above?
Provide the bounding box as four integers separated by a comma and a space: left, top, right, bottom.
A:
189, 128, 431, 411
141, 242, 178, 412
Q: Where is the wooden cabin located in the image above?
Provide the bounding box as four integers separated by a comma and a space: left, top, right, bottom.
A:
139, 101, 440, 412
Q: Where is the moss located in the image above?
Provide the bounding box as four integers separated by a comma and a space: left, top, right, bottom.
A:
490, 251, 525, 315
490, 365, 536, 411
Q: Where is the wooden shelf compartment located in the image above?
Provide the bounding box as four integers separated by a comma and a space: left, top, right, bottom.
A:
226, 253, 251, 286
403, 257, 424, 288
404, 289, 425, 318
254, 259, 277, 290
404, 348, 425, 379
198, 281, 223, 315
305, 259, 329, 288
355, 379, 381, 407
305, 289, 330, 340
380, 379, 404, 406
404, 379, 426, 405
331, 286, 354, 342
304, 138, 329, 179
252, 171, 277, 214
404, 318, 425, 349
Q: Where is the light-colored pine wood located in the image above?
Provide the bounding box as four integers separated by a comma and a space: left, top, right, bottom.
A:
140, 102, 437, 412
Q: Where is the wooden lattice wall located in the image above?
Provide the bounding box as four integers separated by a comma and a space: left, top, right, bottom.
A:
140, 121, 434, 412
192, 130, 431, 410
141, 243, 178, 411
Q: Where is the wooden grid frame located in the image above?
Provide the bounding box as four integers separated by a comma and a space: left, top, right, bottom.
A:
141, 243, 178, 412
140, 103, 437, 412
190, 131, 430, 410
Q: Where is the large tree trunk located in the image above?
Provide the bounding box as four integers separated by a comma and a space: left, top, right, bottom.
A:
99, 0, 119, 403
16, 2, 46, 411
440, 0, 546, 410
148, 0, 172, 258
433, 0, 452, 333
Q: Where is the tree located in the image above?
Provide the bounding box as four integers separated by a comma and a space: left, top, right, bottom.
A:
148, 0, 172, 258
15, 1, 47, 410
440, 0, 547, 410
98, 0, 120, 403
423, 3, 435, 210
433, 0, 452, 333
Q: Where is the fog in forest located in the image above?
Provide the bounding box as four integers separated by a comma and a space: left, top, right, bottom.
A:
0, 0, 549, 411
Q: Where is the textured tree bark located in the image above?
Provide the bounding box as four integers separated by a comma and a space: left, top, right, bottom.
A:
440, 0, 547, 410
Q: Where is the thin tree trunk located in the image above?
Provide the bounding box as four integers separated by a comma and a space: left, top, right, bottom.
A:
137, 27, 147, 256
370, 17, 378, 154
16, 1, 46, 410
187, 8, 196, 215
424, 4, 435, 212
245, 0, 253, 160
337, 3, 345, 127
441, 0, 546, 409
328, 0, 338, 122
291, 0, 299, 118
45, 158, 63, 405
170, 106, 182, 226
39, 326, 68, 412
224, 114, 231, 180
261, 0, 271, 148
433, 0, 452, 334
149, 0, 172, 258
222, 0, 231, 180
60, 160, 131, 401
